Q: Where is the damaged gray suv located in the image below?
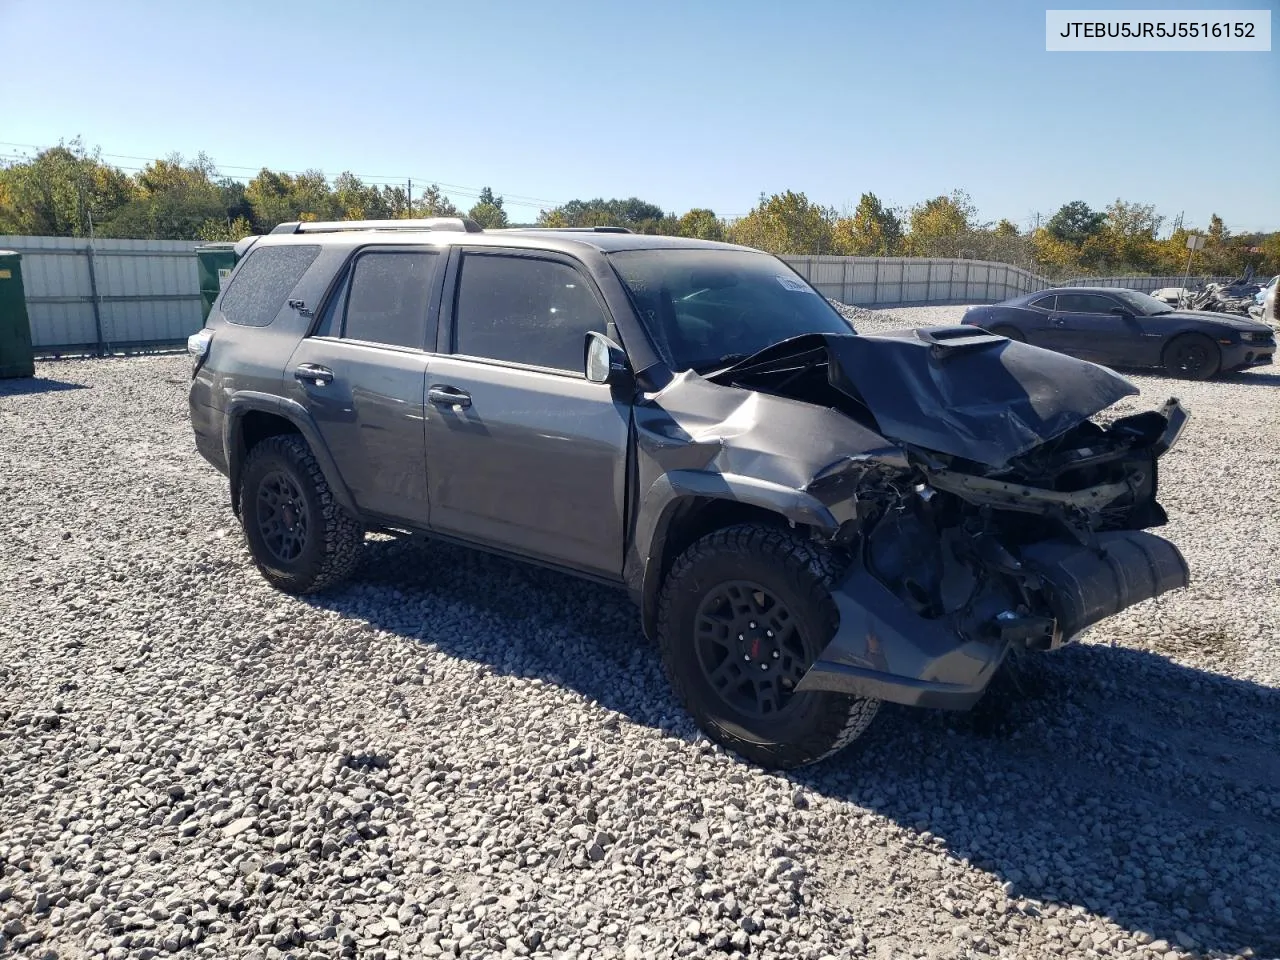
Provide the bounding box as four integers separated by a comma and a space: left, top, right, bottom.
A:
188, 218, 1190, 769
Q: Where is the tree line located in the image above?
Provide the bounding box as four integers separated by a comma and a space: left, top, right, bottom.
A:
2, 139, 1276, 278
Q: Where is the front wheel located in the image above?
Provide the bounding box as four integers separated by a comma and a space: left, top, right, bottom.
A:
239, 434, 364, 594
1163, 332, 1220, 380
656, 524, 880, 770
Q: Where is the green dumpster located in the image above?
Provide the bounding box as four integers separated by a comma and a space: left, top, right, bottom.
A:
0, 250, 35, 379
196, 243, 240, 321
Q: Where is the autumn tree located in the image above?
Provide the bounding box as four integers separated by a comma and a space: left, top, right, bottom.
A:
100, 153, 227, 239
904, 190, 978, 257
0, 138, 136, 236
727, 191, 837, 255
243, 168, 340, 231
1083, 199, 1163, 272
832, 192, 902, 255
676, 208, 724, 241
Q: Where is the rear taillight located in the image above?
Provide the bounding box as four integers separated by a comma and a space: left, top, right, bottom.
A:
187, 329, 213, 375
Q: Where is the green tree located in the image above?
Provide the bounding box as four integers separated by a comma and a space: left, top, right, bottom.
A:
1084, 199, 1163, 272
333, 172, 391, 220
676, 208, 724, 241
1046, 201, 1106, 247
536, 197, 666, 231
243, 168, 339, 231
0, 138, 136, 236
468, 186, 509, 229
727, 191, 836, 255
832, 192, 902, 255
100, 154, 226, 239
196, 216, 254, 242
904, 190, 977, 257
415, 184, 460, 218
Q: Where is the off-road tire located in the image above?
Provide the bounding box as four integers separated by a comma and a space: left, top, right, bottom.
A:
657, 523, 880, 770
990, 325, 1026, 343
239, 434, 363, 595
1163, 332, 1220, 380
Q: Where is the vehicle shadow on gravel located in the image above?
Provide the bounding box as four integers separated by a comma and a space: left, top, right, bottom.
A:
795, 647, 1280, 958
1216, 369, 1280, 388
0, 376, 88, 396
308, 536, 1280, 959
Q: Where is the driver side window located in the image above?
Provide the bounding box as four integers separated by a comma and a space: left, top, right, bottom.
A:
453, 253, 609, 374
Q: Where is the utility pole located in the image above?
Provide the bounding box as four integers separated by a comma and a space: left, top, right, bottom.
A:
407, 179, 412, 218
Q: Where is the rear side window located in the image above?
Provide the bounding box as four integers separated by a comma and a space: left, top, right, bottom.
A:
340, 251, 438, 349
219, 244, 321, 327
453, 253, 608, 373
1057, 293, 1118, 314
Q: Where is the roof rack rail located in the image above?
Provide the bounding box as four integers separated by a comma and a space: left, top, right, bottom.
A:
500, 225, 634, 234
270, 217, 484, 235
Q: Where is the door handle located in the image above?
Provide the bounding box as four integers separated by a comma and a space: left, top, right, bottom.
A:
428, 385, 472, 409
294, 363, 334, 386
1051, 317, 1066, 327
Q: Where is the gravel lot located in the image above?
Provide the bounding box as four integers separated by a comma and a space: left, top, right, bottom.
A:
2, 305, 1278, 960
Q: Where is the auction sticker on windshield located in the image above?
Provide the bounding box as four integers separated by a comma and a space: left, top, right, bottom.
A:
776, 275, 817, 293
1046, 9, 1271, 50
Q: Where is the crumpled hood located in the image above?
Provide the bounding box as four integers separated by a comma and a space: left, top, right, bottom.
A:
709, 328, 1139, 468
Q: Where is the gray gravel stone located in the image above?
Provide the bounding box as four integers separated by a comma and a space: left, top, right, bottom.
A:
2, 343, 1278, 960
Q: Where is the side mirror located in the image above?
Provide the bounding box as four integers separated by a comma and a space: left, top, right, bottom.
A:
585, 331, 630, 385
1108, 306, 1133, 318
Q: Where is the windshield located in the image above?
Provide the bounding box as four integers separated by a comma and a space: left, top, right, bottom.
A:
1110, 288, 1175, 316
607, 249, 854, 372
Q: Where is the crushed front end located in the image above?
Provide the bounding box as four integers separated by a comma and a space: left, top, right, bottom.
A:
712, 328, 1192, 709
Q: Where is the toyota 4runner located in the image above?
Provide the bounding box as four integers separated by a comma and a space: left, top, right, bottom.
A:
188, 217, 1190, 769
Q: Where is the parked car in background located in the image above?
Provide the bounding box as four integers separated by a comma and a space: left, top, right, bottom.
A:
1264, 277, 1278, 331
1149, 285, 1190, 306
1255, 274, 1279, 306
962, 286, 1275, 379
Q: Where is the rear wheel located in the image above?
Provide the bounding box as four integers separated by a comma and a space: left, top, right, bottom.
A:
239, 434, 363, 594
1163, 332, 1220, 380
989, 325, 1026, 342
657, 523, 880, 770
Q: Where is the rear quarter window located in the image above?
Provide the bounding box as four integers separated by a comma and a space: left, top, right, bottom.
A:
218, 244, 322, 327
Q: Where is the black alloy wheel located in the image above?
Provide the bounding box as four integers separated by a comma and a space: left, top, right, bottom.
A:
1164, 332, 1220, 380
256, 470, 310, 564
694, 580, 813, 719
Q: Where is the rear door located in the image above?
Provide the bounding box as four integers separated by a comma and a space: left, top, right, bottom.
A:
285, 246, 442, 526
421, 247, 630, 578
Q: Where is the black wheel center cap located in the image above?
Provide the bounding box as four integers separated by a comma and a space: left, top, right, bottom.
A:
735, 619, 779, 666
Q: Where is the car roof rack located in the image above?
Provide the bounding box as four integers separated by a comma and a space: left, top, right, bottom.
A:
270, 217, 484, 235
500, 225, 634, 234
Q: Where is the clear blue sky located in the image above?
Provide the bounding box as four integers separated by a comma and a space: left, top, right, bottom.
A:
2, 0, 1277, 231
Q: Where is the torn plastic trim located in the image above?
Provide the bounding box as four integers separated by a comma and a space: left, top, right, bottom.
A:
792, 553, 1007, 710
796, 530, 1189, 710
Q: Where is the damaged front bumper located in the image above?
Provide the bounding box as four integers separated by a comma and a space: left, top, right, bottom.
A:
794, 530, 1189, 710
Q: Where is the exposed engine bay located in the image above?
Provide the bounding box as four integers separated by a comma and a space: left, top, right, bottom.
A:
684, 327, 1191, 703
